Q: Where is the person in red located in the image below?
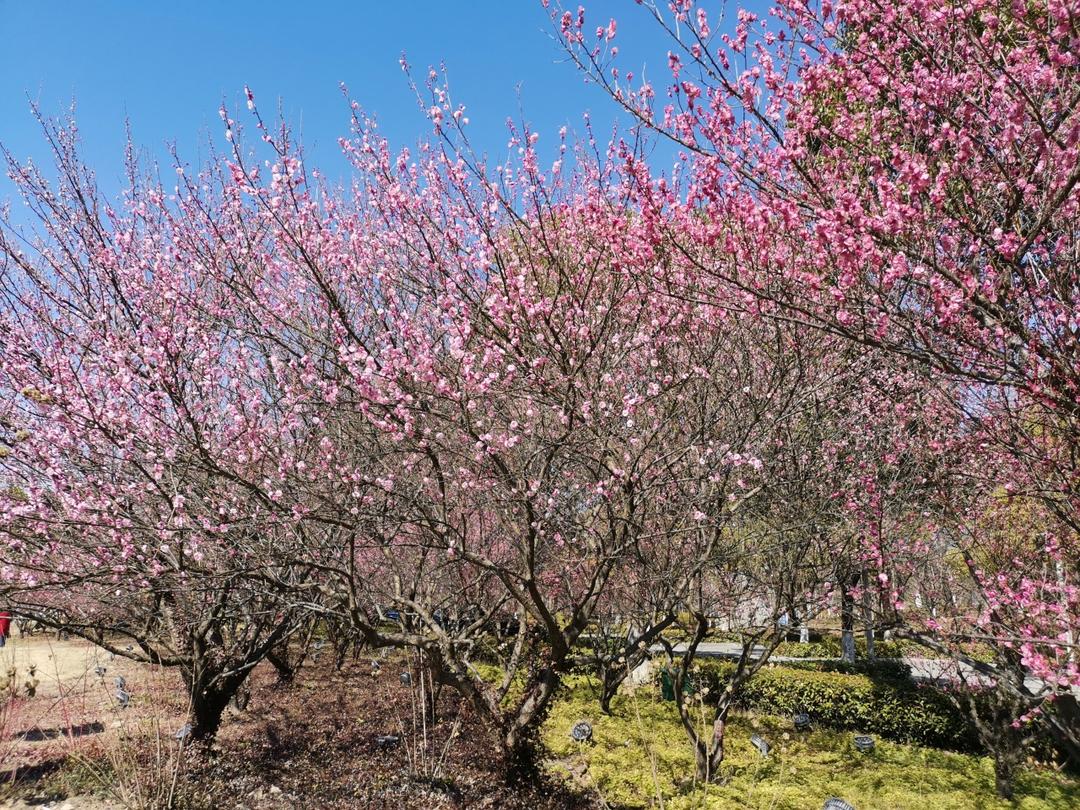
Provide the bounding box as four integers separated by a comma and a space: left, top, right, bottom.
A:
0, 611, 11, 648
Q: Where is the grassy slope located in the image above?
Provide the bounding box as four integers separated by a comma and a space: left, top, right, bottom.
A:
543, 677, 1080, 810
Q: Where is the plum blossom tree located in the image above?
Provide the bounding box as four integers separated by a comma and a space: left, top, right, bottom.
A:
2, 3, 1075, 796
554, 1, 1080, 791
0, 113, 333, 740
243, 110, 790, 772
578, 316, 863, 723
189, 81, 897, 774
661, 339, 946, 781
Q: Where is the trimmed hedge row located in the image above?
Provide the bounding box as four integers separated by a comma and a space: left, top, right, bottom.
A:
774, 638, 909, 659
787, 656, 913, 680
690, 661, 979, 751
773, 638, 998, 664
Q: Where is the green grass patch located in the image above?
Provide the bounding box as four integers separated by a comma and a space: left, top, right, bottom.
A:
543, 677, 1079, 809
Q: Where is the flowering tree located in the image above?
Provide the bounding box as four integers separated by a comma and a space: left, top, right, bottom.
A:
0, 114, 331, 740
555, 0, 1080, 792
2, 2, 1075, 796
186, 81, 897, 774
662, 338, 945, 780
280, 120, 785, 772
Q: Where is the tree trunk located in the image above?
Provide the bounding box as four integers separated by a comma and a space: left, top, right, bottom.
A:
981, 710, 1027, 801
432, 641, 563, 784
695, 703, 729, 782
189, 685, 234, 742
959, 666, 1031, 801
185, 669, 250, 742
840, 574, 858, 663
862, 612, 875, 659
598, 647, 649, 714
502, 728, 543, 782
993, 747, 1022, 800
1046, 696, 1080, 768
498, 666, 562, 781
838, 600, 855, 660
599, 666, 619, 715
861, 571, 875, 658
420, 654, 447, 723
267, 648, 295, 685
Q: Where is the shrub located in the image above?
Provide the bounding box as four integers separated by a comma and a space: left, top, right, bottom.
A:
789, 657, 914, 680
775, 638, 909, 659
691, 661, 979, 751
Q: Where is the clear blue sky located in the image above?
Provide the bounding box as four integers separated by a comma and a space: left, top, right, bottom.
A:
0, 1, 763, 201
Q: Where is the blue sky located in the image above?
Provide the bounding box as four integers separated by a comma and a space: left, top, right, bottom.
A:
0, 1, 763, 201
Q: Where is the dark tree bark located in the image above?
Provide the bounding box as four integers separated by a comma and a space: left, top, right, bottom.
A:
267, 647, 296, 685
840, 572, 860, 663
185, 668, 251, 742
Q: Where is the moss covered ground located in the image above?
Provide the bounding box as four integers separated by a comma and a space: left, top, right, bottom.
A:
543, 676, 1080, 809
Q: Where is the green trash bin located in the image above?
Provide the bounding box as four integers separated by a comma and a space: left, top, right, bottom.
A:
660, 667, 696, 701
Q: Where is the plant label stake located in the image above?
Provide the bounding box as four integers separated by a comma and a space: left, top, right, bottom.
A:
750, 734, 770, 757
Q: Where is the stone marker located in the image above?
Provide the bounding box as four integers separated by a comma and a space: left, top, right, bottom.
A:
750, 733, 770, 757
399, 671, 412, 686
114, 676, 126, 691
823, 799, 856, 810
570, 721, 593, 743
115, 688, 130, 708
628, 658, 655, 686
853, 734, 874, 753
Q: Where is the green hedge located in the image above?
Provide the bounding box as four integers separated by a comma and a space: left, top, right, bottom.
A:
690, 661, 979, 751
785, 656, 913, 680
774, 638, 909, 659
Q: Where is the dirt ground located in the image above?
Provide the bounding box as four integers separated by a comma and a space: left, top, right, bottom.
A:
0, 632, 596, 809
0, 629, 177, 809
0, 629, 145, 699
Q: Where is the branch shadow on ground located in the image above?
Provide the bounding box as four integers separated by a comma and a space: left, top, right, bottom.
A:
17, 721, 106, 742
